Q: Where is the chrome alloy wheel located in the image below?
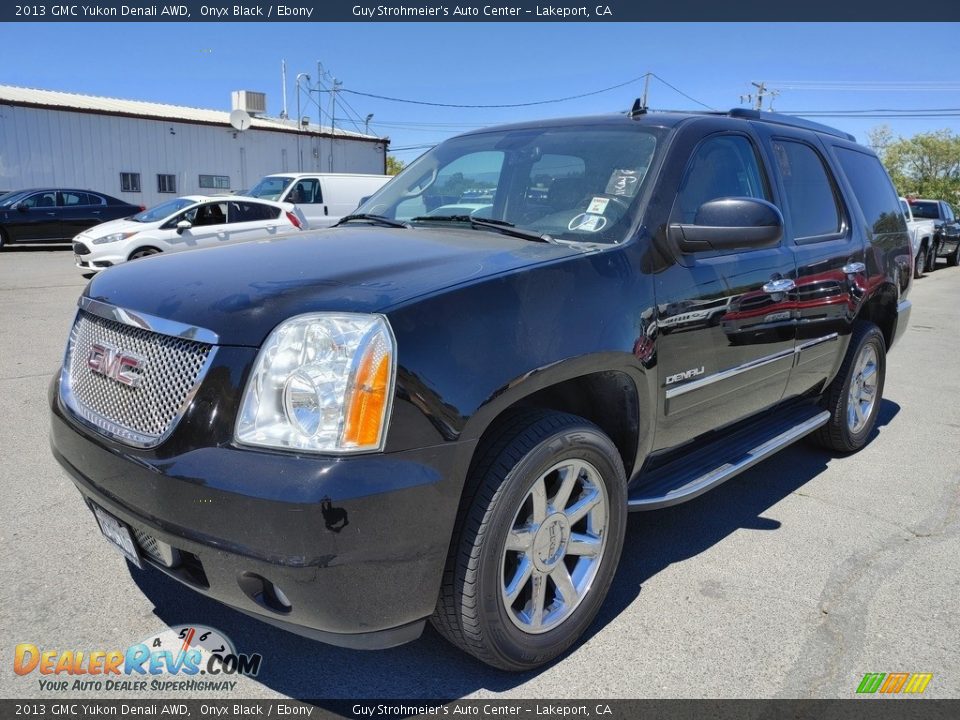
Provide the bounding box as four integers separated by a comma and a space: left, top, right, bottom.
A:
847, 344, 879, 434
500, 459, 609, 634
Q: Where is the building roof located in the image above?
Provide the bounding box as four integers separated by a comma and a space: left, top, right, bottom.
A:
0, 84, 383, 142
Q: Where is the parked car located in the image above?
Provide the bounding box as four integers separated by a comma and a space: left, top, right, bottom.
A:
900, 197, 937, 277
51, 107, 911, 671
907, 197, 960, 268
72, 195, 307, 272
0, 189, 142, 248
246, 172, 390, 228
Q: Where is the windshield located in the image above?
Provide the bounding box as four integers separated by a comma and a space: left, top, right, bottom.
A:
131, 197, 196, 223
248, 176, 294, 201
0, 191, 28, 208
357, 124, 663, 244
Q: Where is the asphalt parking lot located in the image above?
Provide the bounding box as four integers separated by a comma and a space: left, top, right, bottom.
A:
1, 245, 958, 701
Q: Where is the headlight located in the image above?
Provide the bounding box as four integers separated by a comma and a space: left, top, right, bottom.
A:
236, 313, 396, 454
92, 231, 137, 245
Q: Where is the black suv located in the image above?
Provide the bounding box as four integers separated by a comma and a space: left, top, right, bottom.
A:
50, 107, 912, 670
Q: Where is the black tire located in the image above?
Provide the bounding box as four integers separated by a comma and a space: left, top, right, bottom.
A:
948, 243, 960, 268
0, 227, 8, 250
129, 247, 161, 261
914, 246, 926, 279
814, 322, 886, 453
432, 410, 627, 671
926, 241, 939, 272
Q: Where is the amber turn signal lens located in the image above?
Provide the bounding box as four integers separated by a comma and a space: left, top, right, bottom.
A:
342, 337, 392, 449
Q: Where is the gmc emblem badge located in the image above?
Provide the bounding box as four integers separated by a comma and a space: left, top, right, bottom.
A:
87, 342, 145, 388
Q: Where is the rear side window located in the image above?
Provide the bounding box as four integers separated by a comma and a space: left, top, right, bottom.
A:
675, 135, 770, 223
771, 140, 841, 239
834, 148, 905, 236
62, 192, 95, 206
229, 201, 280, 222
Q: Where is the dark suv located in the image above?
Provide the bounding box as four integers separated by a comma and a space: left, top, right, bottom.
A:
50, 107, 912, 670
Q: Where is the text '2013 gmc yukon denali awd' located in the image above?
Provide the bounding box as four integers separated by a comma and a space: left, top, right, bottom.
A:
50, 107, 912, 671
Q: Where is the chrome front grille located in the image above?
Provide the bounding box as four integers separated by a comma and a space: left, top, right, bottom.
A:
61, 308, 213, 447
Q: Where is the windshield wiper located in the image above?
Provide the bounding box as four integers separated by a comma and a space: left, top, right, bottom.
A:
411, 215, 552, 243
336, 213, 411, 229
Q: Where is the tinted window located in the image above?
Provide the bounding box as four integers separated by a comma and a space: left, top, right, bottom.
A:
834, 147, 904, 235
229, 201, 280, 223
908, 201, 939, 219
772, 140, 841, 239
23, 191, 58, 208
62, 191, 95, 206
943, 203, 955, 222
675, 135, 769, 224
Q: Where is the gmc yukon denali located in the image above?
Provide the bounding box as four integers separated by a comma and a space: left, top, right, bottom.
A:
50, 107, 913, 670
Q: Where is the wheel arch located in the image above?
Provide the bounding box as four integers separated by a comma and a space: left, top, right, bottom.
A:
127, 245, 163, 261
856, 282, 898, 350
459, 356, 651, 480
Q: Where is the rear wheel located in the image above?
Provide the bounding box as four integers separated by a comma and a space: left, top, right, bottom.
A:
914, 246, 926, 279
432, 410, 627, 670
814, 322, 886, 453
129, 247, 161, 261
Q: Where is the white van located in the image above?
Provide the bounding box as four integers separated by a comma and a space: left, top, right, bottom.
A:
247, 173, 391, 228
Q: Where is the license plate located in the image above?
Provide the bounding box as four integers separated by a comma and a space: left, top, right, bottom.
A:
93, 505, 142, 569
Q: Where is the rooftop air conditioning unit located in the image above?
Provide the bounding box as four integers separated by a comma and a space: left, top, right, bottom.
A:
231, 91, 267, 116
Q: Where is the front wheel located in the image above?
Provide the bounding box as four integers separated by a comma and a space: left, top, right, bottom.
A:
926, 242, 939, 273
814, 323, 886, 453
432, 411, 627, 670
129, 247, 161, 261
948, 243, 960, 268
0, 227, 8, 250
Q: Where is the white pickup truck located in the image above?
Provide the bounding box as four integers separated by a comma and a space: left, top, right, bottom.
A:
900, 196, 937, 277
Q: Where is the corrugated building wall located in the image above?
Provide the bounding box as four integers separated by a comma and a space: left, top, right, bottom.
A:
0, 86, 387, 207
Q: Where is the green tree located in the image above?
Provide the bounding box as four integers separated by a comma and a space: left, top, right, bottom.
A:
869, 126, 960, 201
386, 156, 406, 176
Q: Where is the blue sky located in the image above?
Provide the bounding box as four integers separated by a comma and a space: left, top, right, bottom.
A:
2, 22, 958, 160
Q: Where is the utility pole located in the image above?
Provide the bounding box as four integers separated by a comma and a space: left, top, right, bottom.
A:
742, 81, 780, 111
329, 79, 341, 171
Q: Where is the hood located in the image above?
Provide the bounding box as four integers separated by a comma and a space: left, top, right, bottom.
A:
83, 227, 585, 346
79, 217, 149, 238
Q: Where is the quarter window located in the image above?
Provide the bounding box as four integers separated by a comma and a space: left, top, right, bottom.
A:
772, 140, 842, 239
675, 135, 770, 224
157, 174, 177, 194
120, 172, 141, 193
833, 147, 903, 236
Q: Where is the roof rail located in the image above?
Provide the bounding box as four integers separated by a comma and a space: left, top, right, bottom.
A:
727, 108, 856, 142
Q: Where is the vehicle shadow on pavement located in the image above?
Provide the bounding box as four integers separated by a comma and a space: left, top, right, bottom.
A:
128, 400, 899, 702
588, 398, 901, 641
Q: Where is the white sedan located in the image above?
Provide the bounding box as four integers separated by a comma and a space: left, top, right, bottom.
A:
72, 195, 308, 273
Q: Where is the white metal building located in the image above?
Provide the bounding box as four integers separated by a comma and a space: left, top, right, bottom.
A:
0, 85, 388, 207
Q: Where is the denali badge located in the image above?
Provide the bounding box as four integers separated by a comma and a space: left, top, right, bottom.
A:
665, 366, 705, 385
87, 342, 144, 388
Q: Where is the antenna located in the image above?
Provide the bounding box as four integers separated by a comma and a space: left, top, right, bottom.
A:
229, 109, 252, 132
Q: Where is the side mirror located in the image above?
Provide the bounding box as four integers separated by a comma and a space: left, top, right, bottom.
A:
670, 197, 784, 253
176, 220, 192, 234
15, 202, 28, 213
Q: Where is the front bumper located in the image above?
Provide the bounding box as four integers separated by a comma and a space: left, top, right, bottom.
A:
936, 237, 959, 257
49, 377, 467, 649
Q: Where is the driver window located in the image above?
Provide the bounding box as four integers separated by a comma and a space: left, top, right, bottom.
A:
675, 135, 770, 224
289, 179, 321, 204
25, 192, 58, 208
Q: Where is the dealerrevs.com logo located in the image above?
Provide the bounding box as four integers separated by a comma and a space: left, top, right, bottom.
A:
14, 625, 262, 693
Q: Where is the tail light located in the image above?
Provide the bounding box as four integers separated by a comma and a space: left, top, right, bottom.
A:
285, 211, 302, 230
138, 205, 146, 212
